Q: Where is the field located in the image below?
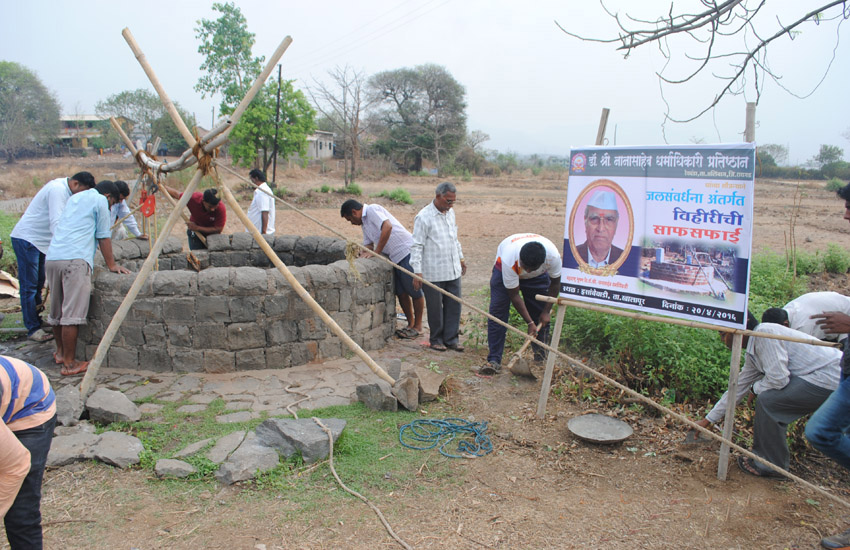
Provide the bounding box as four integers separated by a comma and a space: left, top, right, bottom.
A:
1, 155, 849, 549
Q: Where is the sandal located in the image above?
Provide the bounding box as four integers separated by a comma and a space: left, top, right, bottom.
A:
446, 343, 465, 353
430, 343, 447, 351
478, 361, 501, 375
737, 455, 782, 478
60, 361, 89, 376
53, 352, 64, 365
396, 327, 419, 339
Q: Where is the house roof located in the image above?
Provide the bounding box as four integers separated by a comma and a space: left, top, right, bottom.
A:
60, 115, 110, 122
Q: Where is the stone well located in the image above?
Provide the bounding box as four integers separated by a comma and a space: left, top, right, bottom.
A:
78, 233, 395, 373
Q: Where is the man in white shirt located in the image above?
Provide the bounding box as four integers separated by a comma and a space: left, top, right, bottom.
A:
246, 169, 275, 235
410, 182, 466, 352
696, 313, 840, 477
480, 233, 562, 374
110, 181, 147, 241
761, 291, 850, 341
10, 172, 96, 342
341, 199, 424, 339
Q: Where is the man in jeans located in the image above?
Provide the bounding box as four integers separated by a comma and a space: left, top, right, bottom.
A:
804, 182, 850, 550
9, 172, 96, 342
0, 355, 57, 550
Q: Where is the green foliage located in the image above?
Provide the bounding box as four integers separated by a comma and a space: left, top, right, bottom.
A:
273, 186, 288, 198
0, 210, 19, 273
95, 88, 164, 145
747, 250, 807, 314
344, 183, 362, 196
194, 1, 264, 113
822, 161, 850, 181
374, 187, 413, 204
826, 177, 845, 192
0, 61, 60, 161
151, 106, 197, 153
317, 185, 333, 193
813, 144, 844, 167
823, 243, 850, 274
228, 80, 316, 172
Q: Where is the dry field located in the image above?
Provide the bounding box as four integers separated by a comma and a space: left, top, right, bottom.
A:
1, 155, 849, 549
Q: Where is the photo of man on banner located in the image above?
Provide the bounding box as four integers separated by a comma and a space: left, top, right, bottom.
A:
568, 179, 635, 277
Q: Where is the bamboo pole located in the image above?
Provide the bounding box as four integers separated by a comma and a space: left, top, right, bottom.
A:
218, 181, 395, 385
717, 333, 743, 480
80, 169, 205, 398
538, 295, 840, 348
110, 203, 142, 231
536, 306, 566, 418
122, 28, 196, 148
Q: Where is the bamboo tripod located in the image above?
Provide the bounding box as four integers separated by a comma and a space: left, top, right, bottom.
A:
79, 29, 394, 399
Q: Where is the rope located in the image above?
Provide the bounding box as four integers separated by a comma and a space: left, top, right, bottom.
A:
399, 418, 493, 458
312, 417, 413, 550
212, 162, 850, 510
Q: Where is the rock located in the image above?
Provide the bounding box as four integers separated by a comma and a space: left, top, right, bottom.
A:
47, 432, 99, 467
215, 433, 280, 485
155, 459, 196, 478
255, 418, 346, 464
53, 420, 95, 437
356, 381, 397, 412
215, 411, 254, 423
206, 431, 246, 464
392, 375, 420, 411
174, 438, 213, 459
385, 358, 402, 381
413, 366, 446, 403
92, 431, 145, 468
55, 384, 84, 426
86, 387, 141, 424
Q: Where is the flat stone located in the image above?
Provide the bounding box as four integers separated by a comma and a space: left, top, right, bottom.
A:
393, 375, 420, 411
92, 431, 145, 468
86, 387, 141, 424
155, 459, 196, 478
139, 403, 164, 415
155, 391, 184, 402
53, 421, 96, 437
225, 401, 254, 411
413, 366, 446, 403
216, 411, 254, 423
47, 432, 99, 467
174, 438, 213, 458
177, 404, 208, 414
206, 431, 246, 464
255, 418, 346, 464
188, 394, 217, 404
356, 381, 397, 412
215, 432, 280, 485
55, 384, 84, 427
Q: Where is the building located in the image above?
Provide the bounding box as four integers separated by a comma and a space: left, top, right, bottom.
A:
306, 131, 334, 160
58, 115, 113, 148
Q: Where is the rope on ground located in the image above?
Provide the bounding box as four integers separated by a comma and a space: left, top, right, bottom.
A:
399, 418, 493, 458
214, 162, 850, 510
312, 417, 413, 550
284, 385, 310, 419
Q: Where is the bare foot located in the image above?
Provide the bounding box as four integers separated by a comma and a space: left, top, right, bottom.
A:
53, 352, 63, 365
60, 361, 88, 376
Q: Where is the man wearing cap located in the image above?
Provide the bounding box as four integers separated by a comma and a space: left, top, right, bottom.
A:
803, 182, 850, 550
10, 172, 96, 343
575, 190, 623, 268
480, 233, 562, 375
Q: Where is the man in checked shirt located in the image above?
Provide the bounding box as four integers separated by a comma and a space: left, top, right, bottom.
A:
410, 182, 467, 352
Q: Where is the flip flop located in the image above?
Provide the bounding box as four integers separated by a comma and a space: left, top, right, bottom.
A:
61, 361, 89, 376
396, 327, 419, 339
737, 455, 782, 478
430, 343, 447, 351
53, 352, 63, 365
478, 362, 501, 375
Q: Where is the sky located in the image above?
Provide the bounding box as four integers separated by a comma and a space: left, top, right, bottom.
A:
2, 0, 848, 165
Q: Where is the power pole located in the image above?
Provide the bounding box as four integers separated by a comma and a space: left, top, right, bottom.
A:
272, 64, 282, 184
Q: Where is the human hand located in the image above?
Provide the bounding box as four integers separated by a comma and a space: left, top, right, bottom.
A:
413, 274, 422, 291
110, 265, 131, 275
538, 310, 551, 328
460, 260, 467, 276
527, 322, 539, 338
812, 311, 850, 335
137, 234, 149, 241
186, 221, 200, 232
694, 418, 711, 430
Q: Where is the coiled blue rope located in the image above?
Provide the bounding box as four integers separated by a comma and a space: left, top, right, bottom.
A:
398, 418, 493, 458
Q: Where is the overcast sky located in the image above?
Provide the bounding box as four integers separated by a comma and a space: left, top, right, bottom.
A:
2, 0, 847, 164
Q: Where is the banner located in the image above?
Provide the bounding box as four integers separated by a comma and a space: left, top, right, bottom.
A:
561, 144, 756, 329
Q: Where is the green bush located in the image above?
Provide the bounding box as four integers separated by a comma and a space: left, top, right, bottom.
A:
0, 210, 19, 273
273, 186, 288, 199
823, 243, 850, 274
826, 177, 845, 192
747, 250, 807, 314
344, 183, 362, 196
374, 187, 413, 205
317, 185, 333, 193
792, 250, 823, 275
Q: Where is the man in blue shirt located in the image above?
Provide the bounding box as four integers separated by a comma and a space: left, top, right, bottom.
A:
9, 172, 95, 342
45, 181, 130, 376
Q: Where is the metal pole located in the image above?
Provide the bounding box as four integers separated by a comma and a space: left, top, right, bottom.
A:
272, 64, 282, 184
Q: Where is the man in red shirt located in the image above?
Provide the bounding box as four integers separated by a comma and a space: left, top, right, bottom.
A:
163, 186, 226, 249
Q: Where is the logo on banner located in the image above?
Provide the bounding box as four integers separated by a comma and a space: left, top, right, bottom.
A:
571, 153, 587, 173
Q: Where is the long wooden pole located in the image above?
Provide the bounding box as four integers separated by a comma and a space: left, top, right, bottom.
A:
536, 306, 566, 418
80, 169, 205, 398
717, 333, 743, 480
218, 182, 395, 385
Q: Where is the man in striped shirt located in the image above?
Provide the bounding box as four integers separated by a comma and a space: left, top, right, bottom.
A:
410, 182, 466, 352
0, 355, 56, 549
341, 199, 424, 339
696, 314, 841, 477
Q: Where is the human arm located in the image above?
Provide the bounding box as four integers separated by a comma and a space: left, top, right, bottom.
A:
115, 200, 145, 239
162, 184, 182, 201
537, 276, 561, 327
373, 220, 393, 256
750, 335, 791, 395
704, 355, 763, 424
812, 311, 850, 335
0, 422, 31, 518
506, 286, 539, 337
187, 203, 225, 236
47, 185, 69, 237
409, 215, 426, 291
98, 239, 130, 274
260, 211, 269, 234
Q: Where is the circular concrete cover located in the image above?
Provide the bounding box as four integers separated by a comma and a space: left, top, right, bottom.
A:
567, 413, 633, 444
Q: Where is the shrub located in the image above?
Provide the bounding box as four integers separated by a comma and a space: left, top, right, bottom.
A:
317, 185, 332, 193
374, 188, 413, 205
273, 186, 288, 199
344, 183, 362, 196
826, 177, 845, 192
823, 243, 850, 274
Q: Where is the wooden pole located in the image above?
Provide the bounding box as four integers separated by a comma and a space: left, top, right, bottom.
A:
218, 182, 395, 385
595, 108, 610, 146
745, 102, 756, 143
536, 306, 566, 418
110, 203, 143, 231
122, 28, 196, 148
717, 333, 743, 480
79, 169, 205, 398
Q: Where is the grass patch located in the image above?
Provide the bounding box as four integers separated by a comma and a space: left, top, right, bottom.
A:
0, 209, 21, 273
373, 188, 413, 205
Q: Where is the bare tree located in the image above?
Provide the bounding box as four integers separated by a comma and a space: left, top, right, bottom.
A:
466, 130, 490, 152
309, 66, 375, 186
557, 1, 848, 123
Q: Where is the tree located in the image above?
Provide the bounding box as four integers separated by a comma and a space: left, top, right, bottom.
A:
466, 130, 490, 152
0, 61, 60, 162
195, 2, 264, 113
151, 104, 197, 154
368, 64, 466, 172
95, 88, 164, 145
759, 143, 789, 166
812, 144, 844, 167
228, 80, 316, 172
309, 65, 376, 187
558, 1, 848, 123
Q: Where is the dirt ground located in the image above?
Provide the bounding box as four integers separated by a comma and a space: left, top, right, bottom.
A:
2, 156, 850, 549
